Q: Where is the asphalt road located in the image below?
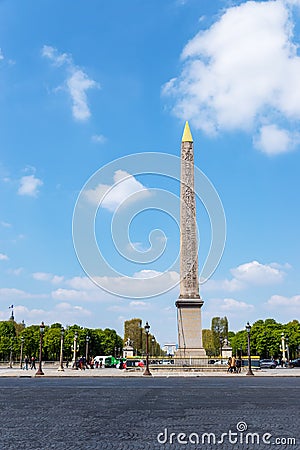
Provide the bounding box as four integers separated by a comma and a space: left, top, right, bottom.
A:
0, 377, 298, 450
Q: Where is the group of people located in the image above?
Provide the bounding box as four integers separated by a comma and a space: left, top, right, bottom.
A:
23, 356, 36, 370
227, 356, 242, 373
72, 356, 100, 370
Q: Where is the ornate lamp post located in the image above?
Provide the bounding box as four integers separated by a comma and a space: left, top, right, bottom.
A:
85, 335, 90, 362
151, 336, 155, 357
20, 336, 24, 369
72, 331, 79, 369
143, 322, 152, 376
9, 338, 13, 368
245, 322, 254, 376
36, 322, 45, 376
58, 327, 65, 371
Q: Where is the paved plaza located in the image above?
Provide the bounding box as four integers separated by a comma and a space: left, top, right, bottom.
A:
0, 365, 300, 377
0, 376, 299, 450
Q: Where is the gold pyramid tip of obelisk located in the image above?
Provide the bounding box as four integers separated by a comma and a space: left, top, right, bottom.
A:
182, 121, 193, 142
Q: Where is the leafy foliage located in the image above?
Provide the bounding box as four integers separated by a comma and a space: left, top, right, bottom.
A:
0, 320, 123, 362
230, 319, 300, 359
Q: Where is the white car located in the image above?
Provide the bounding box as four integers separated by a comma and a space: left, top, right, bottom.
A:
213, 359, 228, 365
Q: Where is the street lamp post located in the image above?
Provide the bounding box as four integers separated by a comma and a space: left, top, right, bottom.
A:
36, 322, 45, 376
151, 337, 155, 357
143, 321, 152, 376
20, 336, 24, 369
58, 327, 65, 371
245, 322, 254, 376
72, 331, 79, 369
9, 339, 13, 368
85, 335, 90, 362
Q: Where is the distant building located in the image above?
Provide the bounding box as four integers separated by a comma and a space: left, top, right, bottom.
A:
163, 343, 177, 356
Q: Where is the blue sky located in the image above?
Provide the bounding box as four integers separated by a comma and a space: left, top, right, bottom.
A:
0, 0, 300, 345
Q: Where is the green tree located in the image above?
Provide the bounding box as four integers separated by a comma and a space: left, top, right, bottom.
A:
282, 320, 300, 359
211, 317, 228, 355
202, 329, 215, 357
44, 326, 62, 360
124, 318, 143, 354
20, 325, 40, 359
0, 321, 16, 360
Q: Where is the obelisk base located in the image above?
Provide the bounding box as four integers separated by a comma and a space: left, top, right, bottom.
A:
175, 298, 207, 358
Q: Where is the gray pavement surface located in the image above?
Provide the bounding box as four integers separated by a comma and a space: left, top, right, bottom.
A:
0, 377, 299, 450
1, 366, 300, 377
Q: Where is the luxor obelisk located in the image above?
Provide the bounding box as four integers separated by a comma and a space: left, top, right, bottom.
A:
176, 122, 206, 358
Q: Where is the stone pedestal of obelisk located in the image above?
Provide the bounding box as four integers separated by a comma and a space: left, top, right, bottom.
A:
175, 122, 206, 358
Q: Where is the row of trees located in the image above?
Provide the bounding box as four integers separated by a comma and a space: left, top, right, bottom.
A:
124, 318, 162, 356
0, 320, 123, 362
203, 317, 300, 359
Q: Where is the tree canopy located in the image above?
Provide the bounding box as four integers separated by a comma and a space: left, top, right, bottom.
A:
0, 320, 123, 362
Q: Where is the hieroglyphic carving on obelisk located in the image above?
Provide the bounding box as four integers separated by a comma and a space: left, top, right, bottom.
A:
176, 122, 206, 358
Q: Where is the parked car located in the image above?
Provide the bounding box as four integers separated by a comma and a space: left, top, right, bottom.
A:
259, 359, 277, 369
213, 359, 228, 366
288, 358, 300, 368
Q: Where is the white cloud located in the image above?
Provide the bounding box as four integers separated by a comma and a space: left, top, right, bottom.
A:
42, 45, 71, 66
52, 275, 64, 284
33, 272, 52, 281
0, 303, 91, 324
66, 276, 97, 291
91, 134, 106, 144
202, 297, 255, 329
0, 288, 46, 299
163, 0, 300, 153
265, 294, 300, 319
108, 300, 150, 312
0, 48, 4, 60
18, 175, 43, 197
221, 298, 254, 311
202, 260, 287, 292
84, 170, 152, 212
266, 294, 300, 308
64, 270, 180, 300
66, 70, 98, 121
32, 272, 64, 284
51, 288, 90, 302
254, 124, 299, 155
42, 45, 99, 121
230, 260, 285, 285
202, 277, 244, 292
129, 300, 148, 308
0, 253, 8, 261
0, 221, 11, 228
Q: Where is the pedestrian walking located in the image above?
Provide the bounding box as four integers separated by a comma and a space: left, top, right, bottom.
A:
23, 355, 29, 370
227, 357, 232, 373
230, 356, 236, 373
236, 357, 241, 373
30, 356, 36, 370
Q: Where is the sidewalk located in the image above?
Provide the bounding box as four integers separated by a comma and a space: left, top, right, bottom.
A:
0, 367, 299, 377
